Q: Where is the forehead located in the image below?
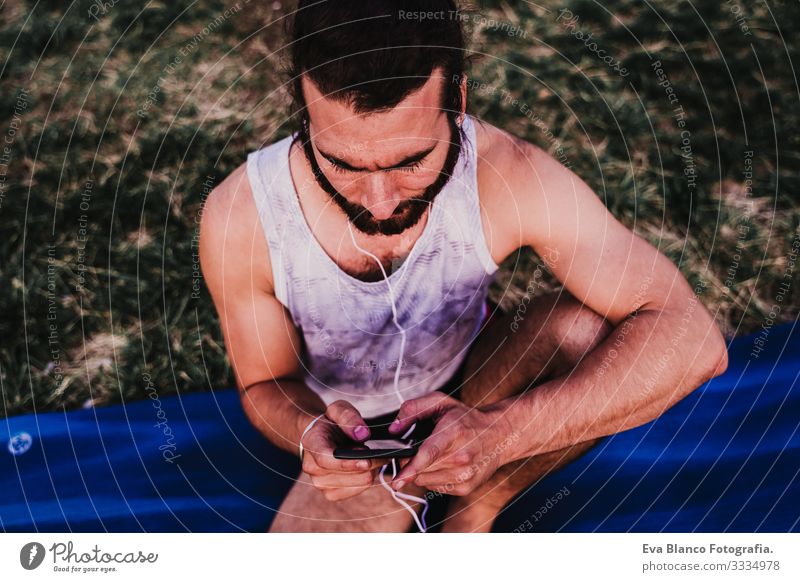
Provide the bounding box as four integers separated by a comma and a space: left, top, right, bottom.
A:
302, 71, 448, 151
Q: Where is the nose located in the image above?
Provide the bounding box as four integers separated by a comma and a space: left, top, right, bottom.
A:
360, 173, 401, 220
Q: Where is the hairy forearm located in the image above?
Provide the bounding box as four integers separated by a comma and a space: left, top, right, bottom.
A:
490, 305, 728, 463
240, 379, 327, 456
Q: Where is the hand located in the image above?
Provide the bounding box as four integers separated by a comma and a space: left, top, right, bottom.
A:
300, 400, 385, 501
387, 392, 516, 496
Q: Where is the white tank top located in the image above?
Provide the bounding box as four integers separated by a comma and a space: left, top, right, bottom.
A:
246, 114, 500, 417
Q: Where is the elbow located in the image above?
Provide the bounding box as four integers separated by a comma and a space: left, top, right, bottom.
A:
710, 345, 728, 378
704, 324, 729, 381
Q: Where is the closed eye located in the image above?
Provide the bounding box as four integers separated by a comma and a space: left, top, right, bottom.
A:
393, 160, 423, 173
332, 159, 424, 174
330, 160, 353, 174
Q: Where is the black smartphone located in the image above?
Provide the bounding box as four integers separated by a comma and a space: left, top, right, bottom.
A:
333, 417, 433, 460
333, 438, 418, 459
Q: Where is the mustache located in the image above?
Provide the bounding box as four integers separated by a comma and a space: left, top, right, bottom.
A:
296, 117, 463, 236
324, 181, 438, 235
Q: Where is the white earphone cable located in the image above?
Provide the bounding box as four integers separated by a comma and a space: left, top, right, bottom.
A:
347, 222, 427, 532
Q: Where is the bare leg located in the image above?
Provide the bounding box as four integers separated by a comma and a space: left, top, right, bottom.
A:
440, 290, 613, 532
269, 469, 429, 532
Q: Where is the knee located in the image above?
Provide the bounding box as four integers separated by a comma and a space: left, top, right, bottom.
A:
550, 296, 613, 368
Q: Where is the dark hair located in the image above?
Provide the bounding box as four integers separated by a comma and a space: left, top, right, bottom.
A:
287, 0, 468, 123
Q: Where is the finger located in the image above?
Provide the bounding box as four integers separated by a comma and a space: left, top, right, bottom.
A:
304, 429, 371, 472
389, 392, 455, 435
367, 457, 392, 470
302, 450, 379, 475
397, 457, 413, 471
311, 476, 373, 502
325, 400, 370, 441
305, 428, 390, 472
301, 450, 325, 476
391, 436, 447, 490
340, 456, 392, 471
412, 468, 467, 489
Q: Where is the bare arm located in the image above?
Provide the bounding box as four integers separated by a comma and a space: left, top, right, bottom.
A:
486, 137, 729, 461
388, 132, 729, 492
200, 164, 383, 500
199, 164, 324, 455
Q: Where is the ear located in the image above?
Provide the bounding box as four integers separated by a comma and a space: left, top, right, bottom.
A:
457, 74, 468, 126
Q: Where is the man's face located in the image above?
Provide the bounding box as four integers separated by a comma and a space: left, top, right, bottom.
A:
299, 71, 462, 236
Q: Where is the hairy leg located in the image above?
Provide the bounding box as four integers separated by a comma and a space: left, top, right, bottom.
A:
440, 290, 613, 532
269, 468, 429, 532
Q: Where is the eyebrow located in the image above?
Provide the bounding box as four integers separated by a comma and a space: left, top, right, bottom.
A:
316, 143, 437, 172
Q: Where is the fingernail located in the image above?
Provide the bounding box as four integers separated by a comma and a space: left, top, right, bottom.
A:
358, 460, 369, 470
354, 425, 369, 440
393, 480, 405, 490
389, 419, 401, 432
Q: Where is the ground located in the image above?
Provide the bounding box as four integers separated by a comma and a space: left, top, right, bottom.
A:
1, 0, 798, 416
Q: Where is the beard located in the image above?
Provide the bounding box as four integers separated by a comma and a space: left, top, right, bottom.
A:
296, 115, 463, 236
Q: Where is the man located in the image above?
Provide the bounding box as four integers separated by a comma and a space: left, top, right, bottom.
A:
199, 1, 728, 532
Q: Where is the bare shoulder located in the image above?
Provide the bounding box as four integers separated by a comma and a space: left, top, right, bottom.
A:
473, 118, 563, 195
472, 118, 563, 258
199, 161, 274, 295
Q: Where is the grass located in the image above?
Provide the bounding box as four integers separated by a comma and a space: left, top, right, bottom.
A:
1, 0, 798, 417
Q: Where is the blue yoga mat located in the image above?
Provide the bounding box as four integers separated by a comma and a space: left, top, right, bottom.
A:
2, 323, 798, 532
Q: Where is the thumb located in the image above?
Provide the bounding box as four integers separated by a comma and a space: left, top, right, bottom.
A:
391, 437, 444, 490
389, 391, 454, 435
325, 400, 370, 441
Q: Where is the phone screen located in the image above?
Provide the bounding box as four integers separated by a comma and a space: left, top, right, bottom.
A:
363, 439, 412, 450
